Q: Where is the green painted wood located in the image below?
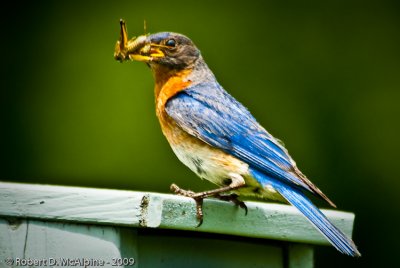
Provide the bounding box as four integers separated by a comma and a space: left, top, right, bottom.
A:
288, 244, 314, 268
0, 218, 137, 267
138, 229, 284, 268
0, 182, 356, 246
0, 218, 291, 268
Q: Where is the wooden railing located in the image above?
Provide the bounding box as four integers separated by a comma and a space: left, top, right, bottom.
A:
0, 182, 356, 267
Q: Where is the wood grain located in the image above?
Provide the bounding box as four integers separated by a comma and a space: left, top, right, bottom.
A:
0, 182, 355, 246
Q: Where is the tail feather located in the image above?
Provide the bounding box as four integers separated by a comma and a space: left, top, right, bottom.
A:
250, 168, 361, 257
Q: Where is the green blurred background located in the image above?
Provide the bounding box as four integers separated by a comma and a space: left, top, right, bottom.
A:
2, 0, 399, 267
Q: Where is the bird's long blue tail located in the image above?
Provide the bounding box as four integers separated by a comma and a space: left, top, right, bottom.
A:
250, 168, 361, 257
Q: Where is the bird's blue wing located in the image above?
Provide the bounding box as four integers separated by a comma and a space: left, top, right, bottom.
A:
165, 82, 315, 193
166, 83, 359, 256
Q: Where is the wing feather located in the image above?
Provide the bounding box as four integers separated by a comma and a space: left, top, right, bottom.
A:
165, 82, 334, 205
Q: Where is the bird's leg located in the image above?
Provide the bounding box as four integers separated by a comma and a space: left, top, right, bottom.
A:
170, 180, 245, 227
168, 185, 205, 226
213, 193, 248, 215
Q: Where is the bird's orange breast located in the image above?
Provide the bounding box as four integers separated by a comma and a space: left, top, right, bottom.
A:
154, 69, 192, 145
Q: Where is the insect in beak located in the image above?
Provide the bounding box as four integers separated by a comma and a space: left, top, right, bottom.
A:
114, 19, 164, 63
114, 19, 148, 62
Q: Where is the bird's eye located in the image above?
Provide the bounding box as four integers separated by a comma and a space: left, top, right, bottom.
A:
165, 39, 176, 47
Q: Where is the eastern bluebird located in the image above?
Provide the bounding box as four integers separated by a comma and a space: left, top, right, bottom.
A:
114, 20, 360, 257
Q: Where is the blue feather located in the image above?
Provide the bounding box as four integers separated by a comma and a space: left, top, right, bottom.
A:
166, 84, 313, 191
165, 81, 359, 255
250, 168, 361, 257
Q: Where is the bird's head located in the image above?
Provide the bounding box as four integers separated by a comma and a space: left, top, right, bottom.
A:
114, 20, 201, 72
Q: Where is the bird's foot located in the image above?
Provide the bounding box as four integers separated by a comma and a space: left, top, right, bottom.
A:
170, 183, 205, 227
214, 193, 248, 215
170, 182, 246, 227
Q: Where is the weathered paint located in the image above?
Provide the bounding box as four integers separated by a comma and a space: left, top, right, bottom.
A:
0, 182, 355, 245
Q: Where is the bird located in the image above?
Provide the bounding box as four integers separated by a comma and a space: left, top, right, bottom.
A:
114, 20, 360, 257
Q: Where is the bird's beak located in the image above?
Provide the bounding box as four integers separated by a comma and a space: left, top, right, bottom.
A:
129, 44, 165, 63
114, 19, 164, 63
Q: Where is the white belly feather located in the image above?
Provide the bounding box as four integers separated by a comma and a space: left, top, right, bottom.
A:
169, 139, 284, 202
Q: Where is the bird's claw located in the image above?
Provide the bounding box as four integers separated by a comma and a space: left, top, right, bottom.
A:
170, 183, 205, 226
194, 197, 204, 227
170, 183, 246, 226
170, 183, 196, 197
214, 193, 248, 215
